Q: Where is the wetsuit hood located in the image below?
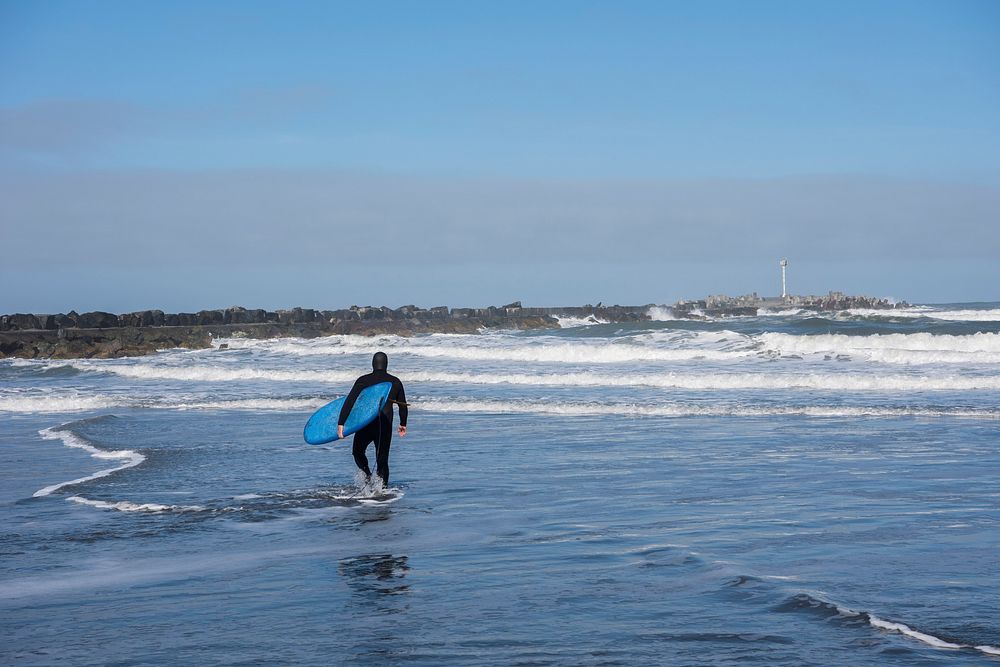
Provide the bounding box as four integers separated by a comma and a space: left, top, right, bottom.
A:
372, 351, 388, 371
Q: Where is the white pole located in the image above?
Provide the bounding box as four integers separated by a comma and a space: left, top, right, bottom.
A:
780, 258, 788, 298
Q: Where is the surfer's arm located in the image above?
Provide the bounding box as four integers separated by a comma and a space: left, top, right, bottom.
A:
338, 380, 364, 426
396, 383, 408, 427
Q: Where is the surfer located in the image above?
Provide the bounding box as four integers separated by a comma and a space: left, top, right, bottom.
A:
338, 352, 407, 487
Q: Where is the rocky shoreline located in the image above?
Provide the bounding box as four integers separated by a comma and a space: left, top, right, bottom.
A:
0, 302, 651, 359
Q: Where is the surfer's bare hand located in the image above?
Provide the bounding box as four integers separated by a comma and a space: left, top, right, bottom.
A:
337, 425, 344, 439
398, 425, 407, 436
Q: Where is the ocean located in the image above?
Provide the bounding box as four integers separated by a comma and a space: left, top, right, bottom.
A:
2, 303, 999, 665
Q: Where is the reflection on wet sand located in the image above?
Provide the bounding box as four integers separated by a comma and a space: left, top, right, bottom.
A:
339, 554, 411, 599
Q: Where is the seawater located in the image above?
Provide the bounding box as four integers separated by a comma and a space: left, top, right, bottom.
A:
2, 303, 999, 665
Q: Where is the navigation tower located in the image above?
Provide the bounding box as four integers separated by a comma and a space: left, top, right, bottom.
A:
780, 258, 788, 299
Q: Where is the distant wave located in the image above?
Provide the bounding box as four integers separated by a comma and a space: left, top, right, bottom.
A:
0, 392, 121, 413
844, 307, 1000, 322
11, 363, 999, 393
85, 365, 1000, 391
6, 391, 1000, 417
13, 328, 999, 371
0, 390, 328, 414
554, 315, 609, 327
170, 397, 323, 411
712, 305, 1000, 323
215, 331, 753, 364
216, 329, 1000, 365
759, 308, 805, 317
760, 331, 1000, 364
924, 308, 1000, 322
33, 427, 145, 497
415, 399, 1000, 419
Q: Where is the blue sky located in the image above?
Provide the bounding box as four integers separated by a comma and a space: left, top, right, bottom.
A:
1, 1, 998, 311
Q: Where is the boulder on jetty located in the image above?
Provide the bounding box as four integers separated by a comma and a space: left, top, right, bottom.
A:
120, 310, 166, 328
1, 314, 41, 331
75, 311, 120, 329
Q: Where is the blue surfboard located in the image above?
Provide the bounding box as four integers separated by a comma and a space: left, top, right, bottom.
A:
304, 382, 392, 445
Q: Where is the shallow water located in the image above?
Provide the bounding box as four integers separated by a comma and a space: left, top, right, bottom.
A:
2, 304, 999, 665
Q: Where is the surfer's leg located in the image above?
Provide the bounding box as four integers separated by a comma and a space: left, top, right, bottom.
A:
352, 426, 375, 478
374, 418, 393, 487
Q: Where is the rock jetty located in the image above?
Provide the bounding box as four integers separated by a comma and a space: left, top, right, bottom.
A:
0, 292, 908, 360
0, 302, 651, 359
672, 291, 908, 318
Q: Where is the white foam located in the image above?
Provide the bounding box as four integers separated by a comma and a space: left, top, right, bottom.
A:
925, 308, 1000, 322
671, 305, 1000, 322
171, 398, 324, 411
70, 361, 334, 383
358, 494, 404, 505
33, 428, 145, 497
845, 307, 1000, 322
760, 331, 1000, 364
210, 331, 755, 364
840, 307, 931, 319
348, 472, 404, 504
66, 495, 204, 513
0, 393, 121, 413
7, 394, 996, 418
207, 328, 1000, 366
758, 308, 809, 316
46, 365, 1000, 391
554, 315, 609, 327
416, 398, 1000, 419
0, 392, 327, 414
646, 306, 676, 321
407, 369, 1000, 392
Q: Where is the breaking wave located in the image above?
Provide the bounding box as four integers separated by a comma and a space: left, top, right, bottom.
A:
416, 399, 1000, 419
7, 393, 999, 419
33, 427, 145, 497
0, 392, 327, 414
0, 392, 121, 413
554, 315, 610, 327
646, 306, 676, 321
758, 308, 809, 317
760, 331, 1000, 364
217, 329, 1000, 366
56, 365, 1000, 391
844, 307, 1000, 322
776, 593, 1000, 657
214, 332, 754, 364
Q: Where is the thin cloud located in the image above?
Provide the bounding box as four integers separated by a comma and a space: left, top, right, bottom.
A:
2, 169, 997, 269
0, 99, 144, 155
0, 86, 337, 157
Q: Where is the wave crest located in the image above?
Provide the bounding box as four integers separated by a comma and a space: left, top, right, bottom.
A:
33, 427, 145, 497
760, 331, 1000, 364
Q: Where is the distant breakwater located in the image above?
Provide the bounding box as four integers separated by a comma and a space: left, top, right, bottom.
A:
0, 302, 651, 359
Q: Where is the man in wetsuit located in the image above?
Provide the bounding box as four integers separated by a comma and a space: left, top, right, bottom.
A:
337, 352, 407, 487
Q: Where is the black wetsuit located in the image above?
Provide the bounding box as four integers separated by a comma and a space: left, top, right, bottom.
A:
338, 370, 407, 486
